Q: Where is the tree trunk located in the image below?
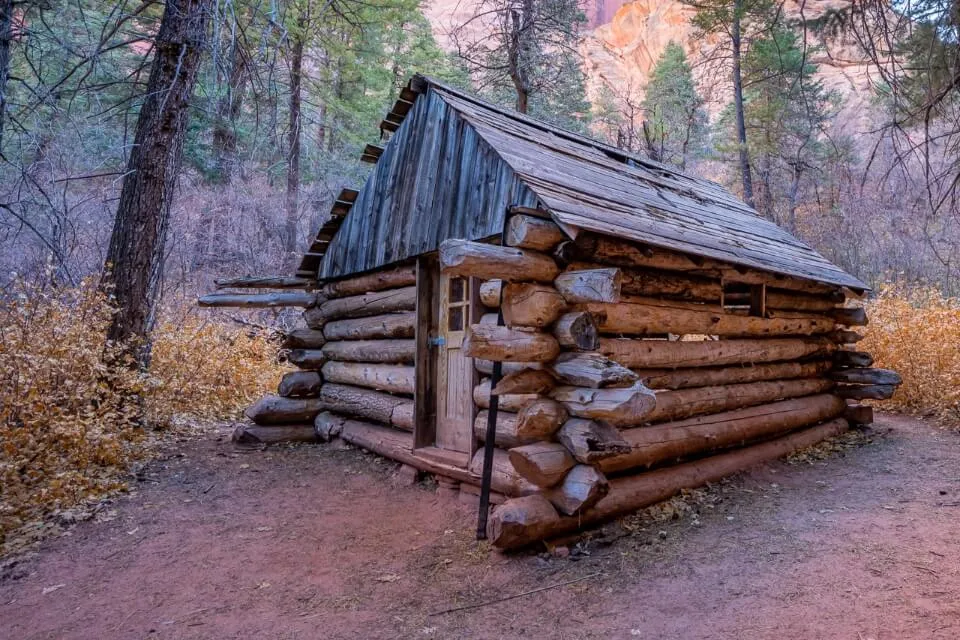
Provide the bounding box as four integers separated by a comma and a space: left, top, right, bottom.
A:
285, 29, 304, 255
211, 36, 247, 182
0, 0, 12, 149
102, 0, 211, 365
731, 0, 754, 208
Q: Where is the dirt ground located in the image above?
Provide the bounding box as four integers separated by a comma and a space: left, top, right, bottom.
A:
2, 412, 959, 640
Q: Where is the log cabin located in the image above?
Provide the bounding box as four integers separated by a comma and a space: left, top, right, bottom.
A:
202, 74, 901, 550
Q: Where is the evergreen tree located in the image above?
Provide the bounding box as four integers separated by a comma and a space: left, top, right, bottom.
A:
641, 42, 708, 170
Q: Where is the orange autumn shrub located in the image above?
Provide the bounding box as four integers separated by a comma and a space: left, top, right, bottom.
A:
0, 280, 284, 542
861, 285, 960, 422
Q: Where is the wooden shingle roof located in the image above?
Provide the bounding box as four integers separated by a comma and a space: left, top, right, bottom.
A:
301, 75, 868, 291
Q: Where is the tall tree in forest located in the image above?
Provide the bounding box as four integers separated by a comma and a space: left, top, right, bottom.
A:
0, 0, 11, 150
450, 0, 590, 126
102, 0, 211, 363
641, 42, 708, 169
687, 0, 773, 206
285, 14, 306, 255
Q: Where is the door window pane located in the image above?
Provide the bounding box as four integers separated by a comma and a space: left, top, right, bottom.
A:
448, 306, 464, 331
449, 277, 465, 303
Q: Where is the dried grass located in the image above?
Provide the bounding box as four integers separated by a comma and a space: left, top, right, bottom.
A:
0, 280, 284, 543
861, 285, 960, 423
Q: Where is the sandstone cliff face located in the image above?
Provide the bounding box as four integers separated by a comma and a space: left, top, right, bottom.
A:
423, 0, 877, 123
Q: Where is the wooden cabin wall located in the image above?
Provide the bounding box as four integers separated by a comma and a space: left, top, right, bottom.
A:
239, 264, 420, 449
439, 213, 900, 550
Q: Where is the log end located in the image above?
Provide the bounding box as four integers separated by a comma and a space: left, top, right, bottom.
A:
487, 494, 562, 549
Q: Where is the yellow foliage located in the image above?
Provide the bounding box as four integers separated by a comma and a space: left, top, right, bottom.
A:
0, 280, 284, 543
861, 285, 960, 422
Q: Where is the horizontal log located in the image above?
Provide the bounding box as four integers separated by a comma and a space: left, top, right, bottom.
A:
473, 380, 538, 412
516, 399, 568, 438
288, 349, 326, 369
313, 411, 347, 441
245, 395, 324, 425
644, 378, 835, 424
337, 419, 475, 486
320, 264, 417, 298
463, 324, 560, 362
828, 330, 864, 344
765, 288, 842, 312
506, 214, 565, 251
277, 371, 323, 397
468, 449, 539, 497
198, 292, 317, 308
550, 352, 638, 388
550, 382, 657, 426
283, 329, 326, 349
544, 465, 610, 516
844, 404, 874, 425
323, 312, 416, 341
601, 394, 847, 473
554, 269, 622, 303
556, 418, 630, 463
322, 339, 415, 364
489, 417, 851, 548
216, 276, 316, 289
306, 286, 416, 324
566, 261, 722, 302
599, 337, 835, 369
636, 361, 832, 390
232, 423, 317, 445
508, 442, 575, 488
318, 383, 414, 430
474, 408, 561, 448
835, 384, 897, 400
321, 361, 415, 395
829, 367, 901, 386
501, 283, 567, 328
439, 239, 560, 283
833, 351, 874, 368
570, 232, 841, 295
552, 311, 599, 351
493, 369, 556, 395
831, 307, 868, 326
581, 298, 835, 337
479, 280, 502, 308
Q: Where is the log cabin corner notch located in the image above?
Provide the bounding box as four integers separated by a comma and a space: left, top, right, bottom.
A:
221, 74, 900, 550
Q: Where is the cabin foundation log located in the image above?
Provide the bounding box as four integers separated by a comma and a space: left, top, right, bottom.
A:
245, 395, 325, 425
833, 351, 874, 368
544, 465, 610, 515
288, 349, 327, 369
644, 378, 834, 423
601, 393, 848, 473
322, 339, 416, 364
488, 417, 851, 549
829, 368, 902, 386
468, 449, 540, 496
556, 418, 631, 463
314, 411, 347, 441
232, 423, 317, 445
508, 443, 576, 488
439, 239, 560, 283
844, 404, 874, 425
318, 383, 414, 430
321, 361, 415, 395
278, 371, 323, 397
598, 337, 835, 369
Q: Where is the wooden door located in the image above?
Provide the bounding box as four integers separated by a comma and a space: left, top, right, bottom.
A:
435, 273, 477, 455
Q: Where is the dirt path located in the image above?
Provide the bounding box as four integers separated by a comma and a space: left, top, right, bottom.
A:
2, 413, 959, 639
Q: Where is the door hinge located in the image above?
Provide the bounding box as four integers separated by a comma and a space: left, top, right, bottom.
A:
429, 335, 446, 347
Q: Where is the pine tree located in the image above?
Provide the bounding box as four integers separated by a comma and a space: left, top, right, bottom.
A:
641, 42, 708, 170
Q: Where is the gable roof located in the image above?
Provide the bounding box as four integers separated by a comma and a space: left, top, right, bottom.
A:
300, 75, 868, 291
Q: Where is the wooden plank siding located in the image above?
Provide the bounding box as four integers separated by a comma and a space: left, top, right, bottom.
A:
318, 89, 539, 279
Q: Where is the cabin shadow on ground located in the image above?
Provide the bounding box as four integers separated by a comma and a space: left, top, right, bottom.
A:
1, 412, 958, 640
